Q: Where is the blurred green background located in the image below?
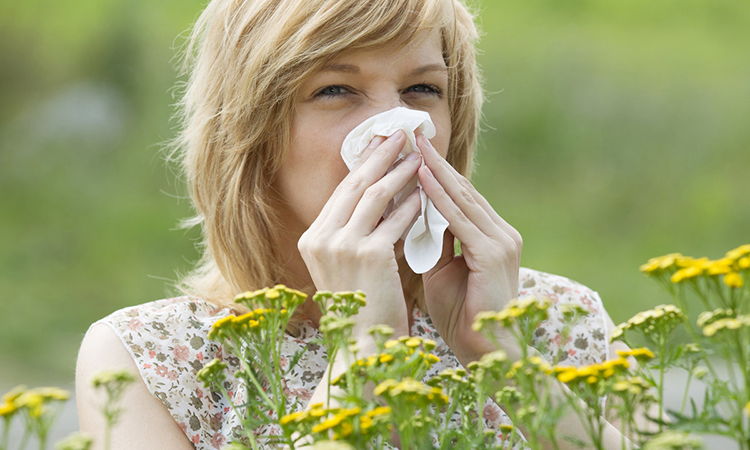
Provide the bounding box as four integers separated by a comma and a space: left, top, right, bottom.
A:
1, 0, 748, 384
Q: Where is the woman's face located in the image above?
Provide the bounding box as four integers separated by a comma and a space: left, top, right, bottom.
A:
274, 31, 451, 235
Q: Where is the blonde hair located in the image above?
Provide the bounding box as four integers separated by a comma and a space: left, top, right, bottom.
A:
171, 0, 483, 311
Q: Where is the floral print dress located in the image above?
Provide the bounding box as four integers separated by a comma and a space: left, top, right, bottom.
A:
95, 267, 609, 449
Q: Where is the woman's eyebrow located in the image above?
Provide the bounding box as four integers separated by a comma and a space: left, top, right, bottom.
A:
321, 63, 360, 74
408, 63, 448, 77
319, 63, 448, 76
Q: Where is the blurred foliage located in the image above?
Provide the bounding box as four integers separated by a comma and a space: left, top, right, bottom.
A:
0, 0, 748, 381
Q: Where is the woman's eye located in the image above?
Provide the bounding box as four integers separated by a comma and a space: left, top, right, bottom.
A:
404, 84, 442, 96
315, 85, 351, 98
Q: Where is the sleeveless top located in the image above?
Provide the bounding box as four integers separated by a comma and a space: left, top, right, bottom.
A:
94, 267, 610, 449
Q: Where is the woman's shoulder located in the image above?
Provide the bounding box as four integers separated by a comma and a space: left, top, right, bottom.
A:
518, 267, 604, 316
518, 267, 609, 366
87, 297, 245, 449
97, 296, 233, 332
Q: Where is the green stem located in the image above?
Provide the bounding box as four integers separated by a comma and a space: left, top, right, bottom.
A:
103, 420, 111, 450
657, 337, 666, 433
18, 426, 30, 450
680, 371, 693, 415
229, 337, 275, 409
475, 384, 484, 438
36, 431, 47, 450
1, 417, 9, 450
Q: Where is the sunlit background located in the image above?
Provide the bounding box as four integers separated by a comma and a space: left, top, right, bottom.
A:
1, 0, 748, 392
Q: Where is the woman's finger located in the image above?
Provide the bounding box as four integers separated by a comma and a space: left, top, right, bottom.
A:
417, 135, 520, 244
314, 131, 406, 229
346, 151, 422, 234
350, 135, 387, 172
370, 187, 422, 244
417, 163, 486, 248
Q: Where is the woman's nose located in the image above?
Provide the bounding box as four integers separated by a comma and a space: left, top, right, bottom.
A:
369, 96, 408, 116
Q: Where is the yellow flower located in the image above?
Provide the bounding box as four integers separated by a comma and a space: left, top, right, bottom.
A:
365, 406, 391, 418
207, 315, 236, 340
17, 392, 45, 418
404, 338, 421, 348
697, 308, 735, 328
554, 358, 629, 386
639, 253, 683, 273
375, 378, 448, 406
378, 354, 394, 364
235, 285, 307, 310
34, 387, 70, 401
279, 410, 308, 425
726, 244, 750, 261
702, 315, 750, 337
724, 272, 744, 289
555, 368, 578, 383
745, 401, 750, 416
706, 258, 734, 276
739, 257, 750, 270
613, 381, 630, 392
2, 385, 27, 404
617, 347, 655, 362
671, 265, 704, 283
611, 305, 684, 342
610, 323, 626, 341
676, 256, 710, 268
312, 415, 345, 434
472, 297, 551, 331
0, 401, 17, 416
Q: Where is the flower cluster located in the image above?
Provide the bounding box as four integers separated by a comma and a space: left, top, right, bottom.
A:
374, 378, 448, 407
610, 304, 684, 343
54, 433, 94, 450
280, 404, 391, 444
701, 314, 750, 337
617, 348, 656, 363
313, 291, 367, 317
0, 385, 73, 450
196, 358, 228, 387
334, 336, 440, 389
472, 297, 551, 331
696, 308, 736, 328
0, 386, 69, 420
234, 285, 307, 312
641, 244, 750, 290
207, 307, 284, 340
612, 376, 653, 396
554, 358, 630, 385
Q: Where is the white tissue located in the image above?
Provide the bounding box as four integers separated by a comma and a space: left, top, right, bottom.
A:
340, 107, 449, 274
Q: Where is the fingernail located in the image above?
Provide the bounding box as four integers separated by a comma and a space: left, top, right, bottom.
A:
368, 135, 386, 148
405, 151, 421, 162
388, 130, 405, 142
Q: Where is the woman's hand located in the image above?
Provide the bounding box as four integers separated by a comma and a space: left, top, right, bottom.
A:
416, 134, 523, 366
298, 130, 422, 344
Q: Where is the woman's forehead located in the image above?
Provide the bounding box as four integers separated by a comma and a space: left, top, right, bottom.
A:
323, 31, 446, 74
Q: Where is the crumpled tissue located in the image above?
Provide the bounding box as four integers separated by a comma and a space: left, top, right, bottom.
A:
340, 107, 449, 274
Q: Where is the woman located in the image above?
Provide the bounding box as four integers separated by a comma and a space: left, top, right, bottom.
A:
76, 0, 632, 448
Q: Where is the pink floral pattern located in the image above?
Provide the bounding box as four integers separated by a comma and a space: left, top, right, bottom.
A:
97, 267, 608, 449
